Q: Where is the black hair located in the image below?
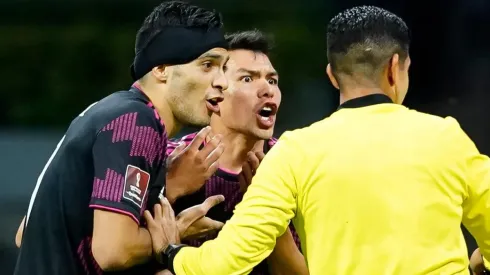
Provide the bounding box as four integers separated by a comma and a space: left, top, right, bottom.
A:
326, 6, 410, 82
225, 29, 273, 55
135, 1, 223, 54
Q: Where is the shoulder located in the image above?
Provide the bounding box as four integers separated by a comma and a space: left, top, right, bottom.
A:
92, 91, 165, 134
166, 132, 199, 156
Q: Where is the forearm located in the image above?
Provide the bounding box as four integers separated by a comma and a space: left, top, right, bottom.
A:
92, 225, 153, 271
267, 228, 308, 275
126, 227, 153, 267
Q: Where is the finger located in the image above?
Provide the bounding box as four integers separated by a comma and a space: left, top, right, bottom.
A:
205, 159, 220, 178
255, 151, 265, 162
241, 161, 253, 183
204, 143, 225, 168
168, 142, 186, 160
247, 151, 260, 171
160, 198, 175, 221
192, 217, 225, 231
143, 210, 155, 225
198, 134, 222, 161
188, 126, 212, 151
176, 195, 224, 229
153, 203, 163, 220
176, 204, 205, 230
237, 173, 248, 193
201, 195, 225, 213
182, 217, 225, 240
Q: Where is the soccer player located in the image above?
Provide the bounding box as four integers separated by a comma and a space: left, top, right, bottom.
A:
14, 1, 230, 274
144, 5, 490, 275
162, 30, 306, 275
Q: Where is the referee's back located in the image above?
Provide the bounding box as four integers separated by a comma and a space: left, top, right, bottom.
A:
283, 94, 489, 274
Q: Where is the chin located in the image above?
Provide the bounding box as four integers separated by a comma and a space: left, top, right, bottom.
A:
252, 128, 274, 140
177, 110, 210, 128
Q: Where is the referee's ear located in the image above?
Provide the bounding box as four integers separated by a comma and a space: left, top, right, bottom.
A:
326, 64, 340, 90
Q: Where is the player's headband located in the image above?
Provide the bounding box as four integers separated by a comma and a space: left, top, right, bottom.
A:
130, 27, 228, 80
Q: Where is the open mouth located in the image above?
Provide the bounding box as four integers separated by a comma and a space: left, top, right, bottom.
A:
256, 102, 278, 129
257, 103, 277, 119
206, 97, 224, 112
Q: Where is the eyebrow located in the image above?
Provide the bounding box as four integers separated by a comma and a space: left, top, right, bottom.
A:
236, 68, 278, 77
198, 53, 226, 61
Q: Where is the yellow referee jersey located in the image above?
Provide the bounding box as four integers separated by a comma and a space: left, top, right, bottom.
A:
173, 94, 490, 275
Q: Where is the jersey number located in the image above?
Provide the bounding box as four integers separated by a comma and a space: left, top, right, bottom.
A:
25, 102, 98, 225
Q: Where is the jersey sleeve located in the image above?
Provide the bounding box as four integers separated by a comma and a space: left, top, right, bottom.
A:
448, 118, 490, 263
89, 108, 166, 225
173, 132, 300, 275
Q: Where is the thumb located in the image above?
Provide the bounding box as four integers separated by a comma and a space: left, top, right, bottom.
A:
201, 195, 225, 213
194, 216, 225, 230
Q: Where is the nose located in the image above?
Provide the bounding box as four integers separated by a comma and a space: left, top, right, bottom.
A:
257, 80, 275, 98
212, 70, 228, 92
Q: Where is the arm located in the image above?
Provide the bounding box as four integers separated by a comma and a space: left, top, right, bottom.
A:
172, 133, 302, 275
267, 227, 308, 275
15, 216, 25, 248
450, 119, 490, 270
90, 109, 166, 271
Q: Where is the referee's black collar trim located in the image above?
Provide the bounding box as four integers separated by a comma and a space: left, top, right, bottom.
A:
338, 94, 393, 110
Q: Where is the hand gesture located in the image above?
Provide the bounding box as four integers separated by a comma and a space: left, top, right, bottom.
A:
144, 198, 180, 256
165, 126, 225, 203
176, 195, 225, 241
238, 151, 265, 192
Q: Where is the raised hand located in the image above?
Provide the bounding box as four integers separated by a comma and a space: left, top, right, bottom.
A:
238, 151, 265, 193
165, 126, 225, 203
176, 195, 225, 241
144, 198, 180, 256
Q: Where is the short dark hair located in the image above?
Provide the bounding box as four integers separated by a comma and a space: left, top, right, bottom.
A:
327, 6, 410, 82
225, 29, 273, 55
135, 1, 223, 54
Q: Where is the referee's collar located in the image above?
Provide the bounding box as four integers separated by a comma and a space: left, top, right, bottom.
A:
338, 94, 393, 110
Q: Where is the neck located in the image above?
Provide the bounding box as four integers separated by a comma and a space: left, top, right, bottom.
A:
138, 81, 182, 137
339, 87, 394, 105
208, 125, 264, 173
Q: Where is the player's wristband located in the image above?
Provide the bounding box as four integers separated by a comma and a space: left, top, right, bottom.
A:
163, 244, 187, 274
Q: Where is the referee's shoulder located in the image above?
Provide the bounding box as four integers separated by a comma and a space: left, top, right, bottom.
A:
275, 119, 328, 150
407, 109, 463, 133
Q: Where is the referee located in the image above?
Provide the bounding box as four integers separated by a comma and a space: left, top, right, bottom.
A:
145, 6, 490, 275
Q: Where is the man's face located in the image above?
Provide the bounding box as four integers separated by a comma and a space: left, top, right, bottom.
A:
214, 49, 281, 140
166, 47, 229, 127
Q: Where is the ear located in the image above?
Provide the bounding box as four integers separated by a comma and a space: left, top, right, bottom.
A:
326, 64, 340, 90
388, 53, 400, 87
151, 65, 168, 83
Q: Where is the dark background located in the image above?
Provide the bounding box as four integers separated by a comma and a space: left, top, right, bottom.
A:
1, 0, 489, 273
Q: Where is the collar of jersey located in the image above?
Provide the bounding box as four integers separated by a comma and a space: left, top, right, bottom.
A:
130, 82, 165, 127
338, 94, 393, 109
